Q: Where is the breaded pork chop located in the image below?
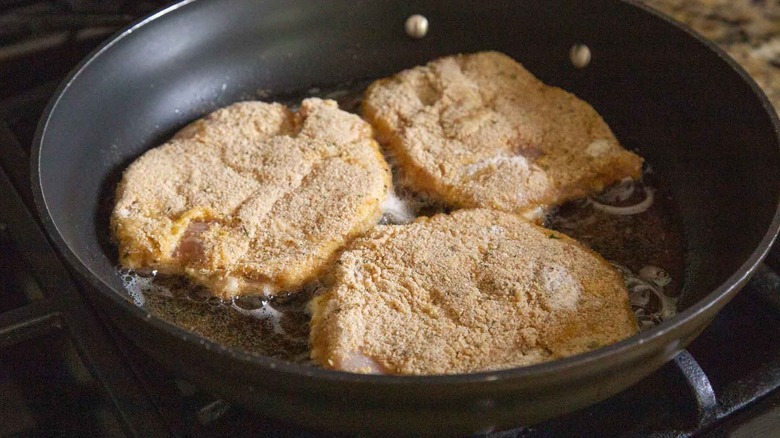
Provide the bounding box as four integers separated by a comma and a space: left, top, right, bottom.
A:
112, 98, 391, 299
309, 209, 638, 375
363, 51, 643, 218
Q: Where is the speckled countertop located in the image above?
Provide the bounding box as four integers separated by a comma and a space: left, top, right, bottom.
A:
643, 0, 780, 112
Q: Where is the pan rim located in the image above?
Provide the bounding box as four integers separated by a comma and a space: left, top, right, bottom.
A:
30, 0, 780, 387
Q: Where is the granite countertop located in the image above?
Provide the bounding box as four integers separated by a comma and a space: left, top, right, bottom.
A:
643, 0, 780, 113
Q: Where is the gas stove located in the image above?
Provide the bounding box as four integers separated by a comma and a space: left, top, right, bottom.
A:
2, 1, 780, 436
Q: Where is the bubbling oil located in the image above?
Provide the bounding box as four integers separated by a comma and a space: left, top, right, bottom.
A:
114, 82, 686, 363
120, 268, 316, 363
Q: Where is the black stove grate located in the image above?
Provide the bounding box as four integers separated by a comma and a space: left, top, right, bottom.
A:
1, 1, 780, 436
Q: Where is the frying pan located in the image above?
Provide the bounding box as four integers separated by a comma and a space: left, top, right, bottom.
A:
31, 0, 780, 434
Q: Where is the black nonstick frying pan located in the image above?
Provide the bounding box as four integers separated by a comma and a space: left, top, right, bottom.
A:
31, 0, 780, 434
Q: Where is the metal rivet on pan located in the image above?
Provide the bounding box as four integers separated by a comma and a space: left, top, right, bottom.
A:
405, 14, 429, 39
570, 44, 591, 68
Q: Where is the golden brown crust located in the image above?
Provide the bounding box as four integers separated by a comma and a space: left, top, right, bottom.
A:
309, 209, 638, 375
111, 98, 392, 298
362, 51, 643, 216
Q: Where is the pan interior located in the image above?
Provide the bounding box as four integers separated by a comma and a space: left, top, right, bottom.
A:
36, 0, 780, 358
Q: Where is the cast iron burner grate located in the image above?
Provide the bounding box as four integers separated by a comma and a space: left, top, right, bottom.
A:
2, 1, 780, 436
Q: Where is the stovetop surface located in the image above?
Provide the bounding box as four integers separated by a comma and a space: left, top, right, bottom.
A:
1, 1, 780, 436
